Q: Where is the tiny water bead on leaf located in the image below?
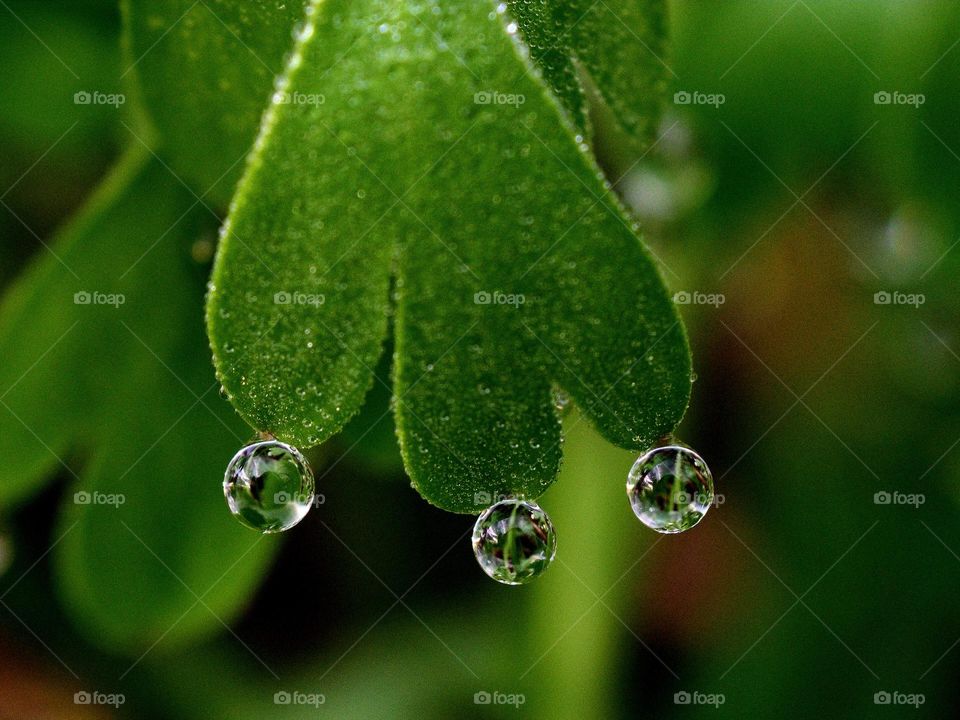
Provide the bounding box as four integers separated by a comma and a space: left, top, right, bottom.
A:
626, 445, 714, 534
223, 439, 315, 533
472, 499, 557, 585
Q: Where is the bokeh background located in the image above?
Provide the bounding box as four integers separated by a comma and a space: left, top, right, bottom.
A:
1, 0, 958, 717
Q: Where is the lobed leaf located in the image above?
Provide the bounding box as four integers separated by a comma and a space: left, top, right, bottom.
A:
509, 0, 671, 150
206, 0, 690, 512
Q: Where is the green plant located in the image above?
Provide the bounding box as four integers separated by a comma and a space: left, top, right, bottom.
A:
0, 0, 689, 648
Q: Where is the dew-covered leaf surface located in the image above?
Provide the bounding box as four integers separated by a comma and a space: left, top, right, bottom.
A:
508, 0, 670, 149
205, 0, 690, 512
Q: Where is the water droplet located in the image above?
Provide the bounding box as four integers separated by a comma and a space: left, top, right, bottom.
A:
553, 389, 571, 415
472, 499, 557, 585
223, 440, 315, 533
626, 444, 713, 533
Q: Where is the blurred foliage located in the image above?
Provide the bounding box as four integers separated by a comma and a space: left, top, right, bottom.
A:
0, 0, 958, 718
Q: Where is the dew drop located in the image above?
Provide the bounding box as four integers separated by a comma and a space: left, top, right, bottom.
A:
626, 444, 713, 533
553, 389, 571, 415
223, 439, 315, 533
472, 499, 557, 585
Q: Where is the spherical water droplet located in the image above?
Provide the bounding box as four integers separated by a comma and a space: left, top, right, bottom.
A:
472, 499, 557, 585
553, 389, 571, 415
627, 445, 713, 533
223, 440, 315, 533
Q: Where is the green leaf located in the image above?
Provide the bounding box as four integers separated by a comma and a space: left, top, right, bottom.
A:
509, 0, 671, 150
206, 0, 690, 512
0, 149, 275, 649
0, 148, 171, 506
122, 0, 308, 202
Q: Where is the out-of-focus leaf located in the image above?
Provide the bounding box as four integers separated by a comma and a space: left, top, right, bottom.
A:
0, 148, 275, 649
206, 0, 690, 512
123, 0, 307, 202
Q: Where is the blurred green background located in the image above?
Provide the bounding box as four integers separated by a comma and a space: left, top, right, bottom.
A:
1, 0, 958, 717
